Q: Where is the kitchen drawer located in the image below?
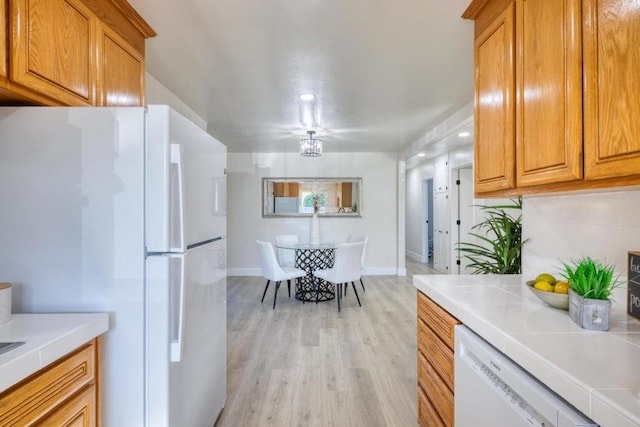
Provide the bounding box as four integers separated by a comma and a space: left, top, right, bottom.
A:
418, 351, 454, 427
417, 291, 460, 350
418, 385, 445, 427
38, 384, 96, 426
0, 342, 96, 425
418, 317, 455, 391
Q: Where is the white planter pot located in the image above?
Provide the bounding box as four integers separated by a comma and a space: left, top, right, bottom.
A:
568, 288, 611, 331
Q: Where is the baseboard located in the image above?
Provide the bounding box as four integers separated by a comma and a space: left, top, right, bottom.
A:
228, 267, 402, 277
362, 267, 401, 276
228, 268, 262, 277
405, 249, 424, 262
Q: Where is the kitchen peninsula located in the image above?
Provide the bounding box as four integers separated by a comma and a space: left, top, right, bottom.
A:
0, 313, 108, 424
415, 274, 640, 427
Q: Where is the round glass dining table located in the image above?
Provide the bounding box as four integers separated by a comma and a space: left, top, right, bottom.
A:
275, 242, 338, 302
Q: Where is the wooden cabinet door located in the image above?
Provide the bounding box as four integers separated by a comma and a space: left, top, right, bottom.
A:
0, 0, 6, 79
0, 343, 96, 425
418, 386, 445, 427
433, 192, 449, 272
583, 0, 640, 180
11, 0, 96, 105
341, 182, 352, 207
474, 2, 516, 193
98, 24, 145, 106
39, 385, 96, 427
515, 0, 582, 187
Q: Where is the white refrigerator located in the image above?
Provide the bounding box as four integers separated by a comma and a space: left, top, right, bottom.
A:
0, 105, 227, 427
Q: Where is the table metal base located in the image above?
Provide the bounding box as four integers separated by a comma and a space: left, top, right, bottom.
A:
294, 247, 336, 302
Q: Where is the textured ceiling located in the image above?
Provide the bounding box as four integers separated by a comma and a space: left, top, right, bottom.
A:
129, 0, 475, 155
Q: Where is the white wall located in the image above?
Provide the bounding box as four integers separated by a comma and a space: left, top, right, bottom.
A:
522, 188, 640, 299
145, 73, 207, 130
227, 152, 399, 276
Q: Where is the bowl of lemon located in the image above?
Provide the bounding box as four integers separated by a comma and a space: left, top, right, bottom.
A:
526, 273, 569, 310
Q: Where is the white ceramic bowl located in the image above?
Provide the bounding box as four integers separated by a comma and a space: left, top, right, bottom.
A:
525, 280, 569, 310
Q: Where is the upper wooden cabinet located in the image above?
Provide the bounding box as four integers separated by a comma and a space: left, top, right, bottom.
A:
465, 0, 640, 196
0, 1, 7, 79
583, 0, 640, 180
2, 0, 155, 106
11, 0, 97, 106
98, 23, 145, 106
515, 0, 582, 187
272, 182, 300, 197
473, 1, 515, 193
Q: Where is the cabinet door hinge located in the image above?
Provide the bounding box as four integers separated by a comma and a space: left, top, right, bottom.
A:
456, 220, 461, 225
456, 179, 461, 185
456, 260, 461, 265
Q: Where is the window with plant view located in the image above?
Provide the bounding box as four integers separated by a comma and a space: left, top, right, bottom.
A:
301, 192, 326, 213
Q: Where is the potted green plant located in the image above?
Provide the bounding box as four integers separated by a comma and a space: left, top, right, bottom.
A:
456, 198, 526, 274
561, 256, 620, 331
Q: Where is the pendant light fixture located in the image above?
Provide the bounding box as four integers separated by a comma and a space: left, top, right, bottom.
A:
300, 130, 322, 157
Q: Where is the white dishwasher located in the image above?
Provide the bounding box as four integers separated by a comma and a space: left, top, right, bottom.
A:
454, 326, 598, 427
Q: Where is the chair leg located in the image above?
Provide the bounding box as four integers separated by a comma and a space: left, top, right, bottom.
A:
273, 281, 281, 310
360, 278, 366, 292
337, 283, 341, 312
287, 279, 291, 298
344, 282, 348, 297
261, 280, 271, 303
351, 281, 362, 307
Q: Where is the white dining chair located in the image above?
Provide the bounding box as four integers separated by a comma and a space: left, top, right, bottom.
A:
274, 234, 299, 268
313, 241, 364, 312
347, 235, 368, 292
256, 240, 306, 309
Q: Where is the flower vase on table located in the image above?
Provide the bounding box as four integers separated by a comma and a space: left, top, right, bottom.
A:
310, 213, 320, 245
310, 195, 320, 245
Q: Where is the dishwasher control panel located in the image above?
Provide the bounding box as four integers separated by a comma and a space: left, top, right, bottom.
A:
454, 326, 598, 427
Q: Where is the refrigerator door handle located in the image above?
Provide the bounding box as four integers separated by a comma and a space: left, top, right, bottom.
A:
170, 144, 186, 252
170, 253, 186, 362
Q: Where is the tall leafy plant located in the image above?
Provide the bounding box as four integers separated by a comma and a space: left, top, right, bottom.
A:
457, 198, 526, 274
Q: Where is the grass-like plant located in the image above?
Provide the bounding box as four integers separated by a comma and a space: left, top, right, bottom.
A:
561, 256, 620, 300
457, 198, 526, 274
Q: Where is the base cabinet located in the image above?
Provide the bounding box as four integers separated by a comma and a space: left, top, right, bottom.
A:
39, 385, 96, 427
0, 339, 100, 426
417, 291, 460, 427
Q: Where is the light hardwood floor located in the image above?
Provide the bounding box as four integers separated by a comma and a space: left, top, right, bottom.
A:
216, 258, 440, 426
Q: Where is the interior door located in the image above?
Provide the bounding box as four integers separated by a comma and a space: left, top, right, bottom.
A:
433, 192, 449, 273
456, 168, 474, 274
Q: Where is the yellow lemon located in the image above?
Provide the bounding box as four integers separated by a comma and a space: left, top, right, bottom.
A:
535, 273, 557, 285
533, 281, 554, 292
554, 281, 569, 294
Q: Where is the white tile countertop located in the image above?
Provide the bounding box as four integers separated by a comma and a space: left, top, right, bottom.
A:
414, 274, 640, 427
0, 313, 109, 393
